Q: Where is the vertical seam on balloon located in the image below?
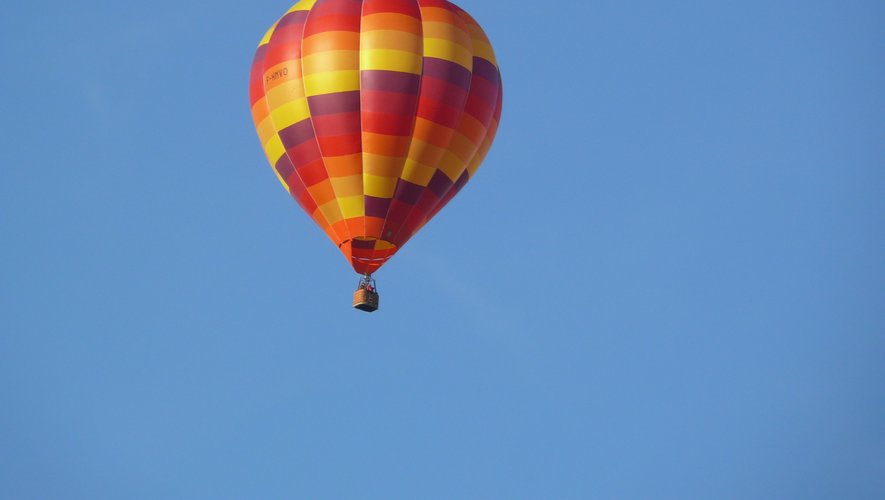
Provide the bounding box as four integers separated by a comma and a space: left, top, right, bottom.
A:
372, 0, 425, 247
302, 0, 355, 245
387, 0, 475, 246
260, 14, 341, 246
358, 0, 387, 271
357, 0, 367, 240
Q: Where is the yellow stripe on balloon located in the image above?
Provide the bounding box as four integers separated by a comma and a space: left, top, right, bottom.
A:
363, 174, 398, 198
338, 196, 365, 219
269, 99, 310, 130
399, 158, 436, 186
470, 40, 496, 66
262, 135, 286, 166
360, 49, 423, 73
422, 38, 473, 69
302, 70, 360, 95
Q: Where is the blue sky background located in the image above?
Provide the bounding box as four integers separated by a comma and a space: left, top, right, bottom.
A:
1, 1, 883, 498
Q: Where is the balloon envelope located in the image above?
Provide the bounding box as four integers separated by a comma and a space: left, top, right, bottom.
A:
250, 0, 502, 274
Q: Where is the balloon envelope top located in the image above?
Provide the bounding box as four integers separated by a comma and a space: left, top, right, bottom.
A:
249, 0, 502, 275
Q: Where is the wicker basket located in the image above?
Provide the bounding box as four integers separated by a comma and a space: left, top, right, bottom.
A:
353, 288, 379, 312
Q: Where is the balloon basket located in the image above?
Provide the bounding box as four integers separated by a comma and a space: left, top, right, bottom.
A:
353, 274, 379, 312
353, 289, 379, 312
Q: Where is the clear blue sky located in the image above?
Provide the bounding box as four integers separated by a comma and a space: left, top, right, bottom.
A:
1, 1, 883, 498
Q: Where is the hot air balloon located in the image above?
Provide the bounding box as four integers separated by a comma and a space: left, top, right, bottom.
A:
249, 0, 502, 312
